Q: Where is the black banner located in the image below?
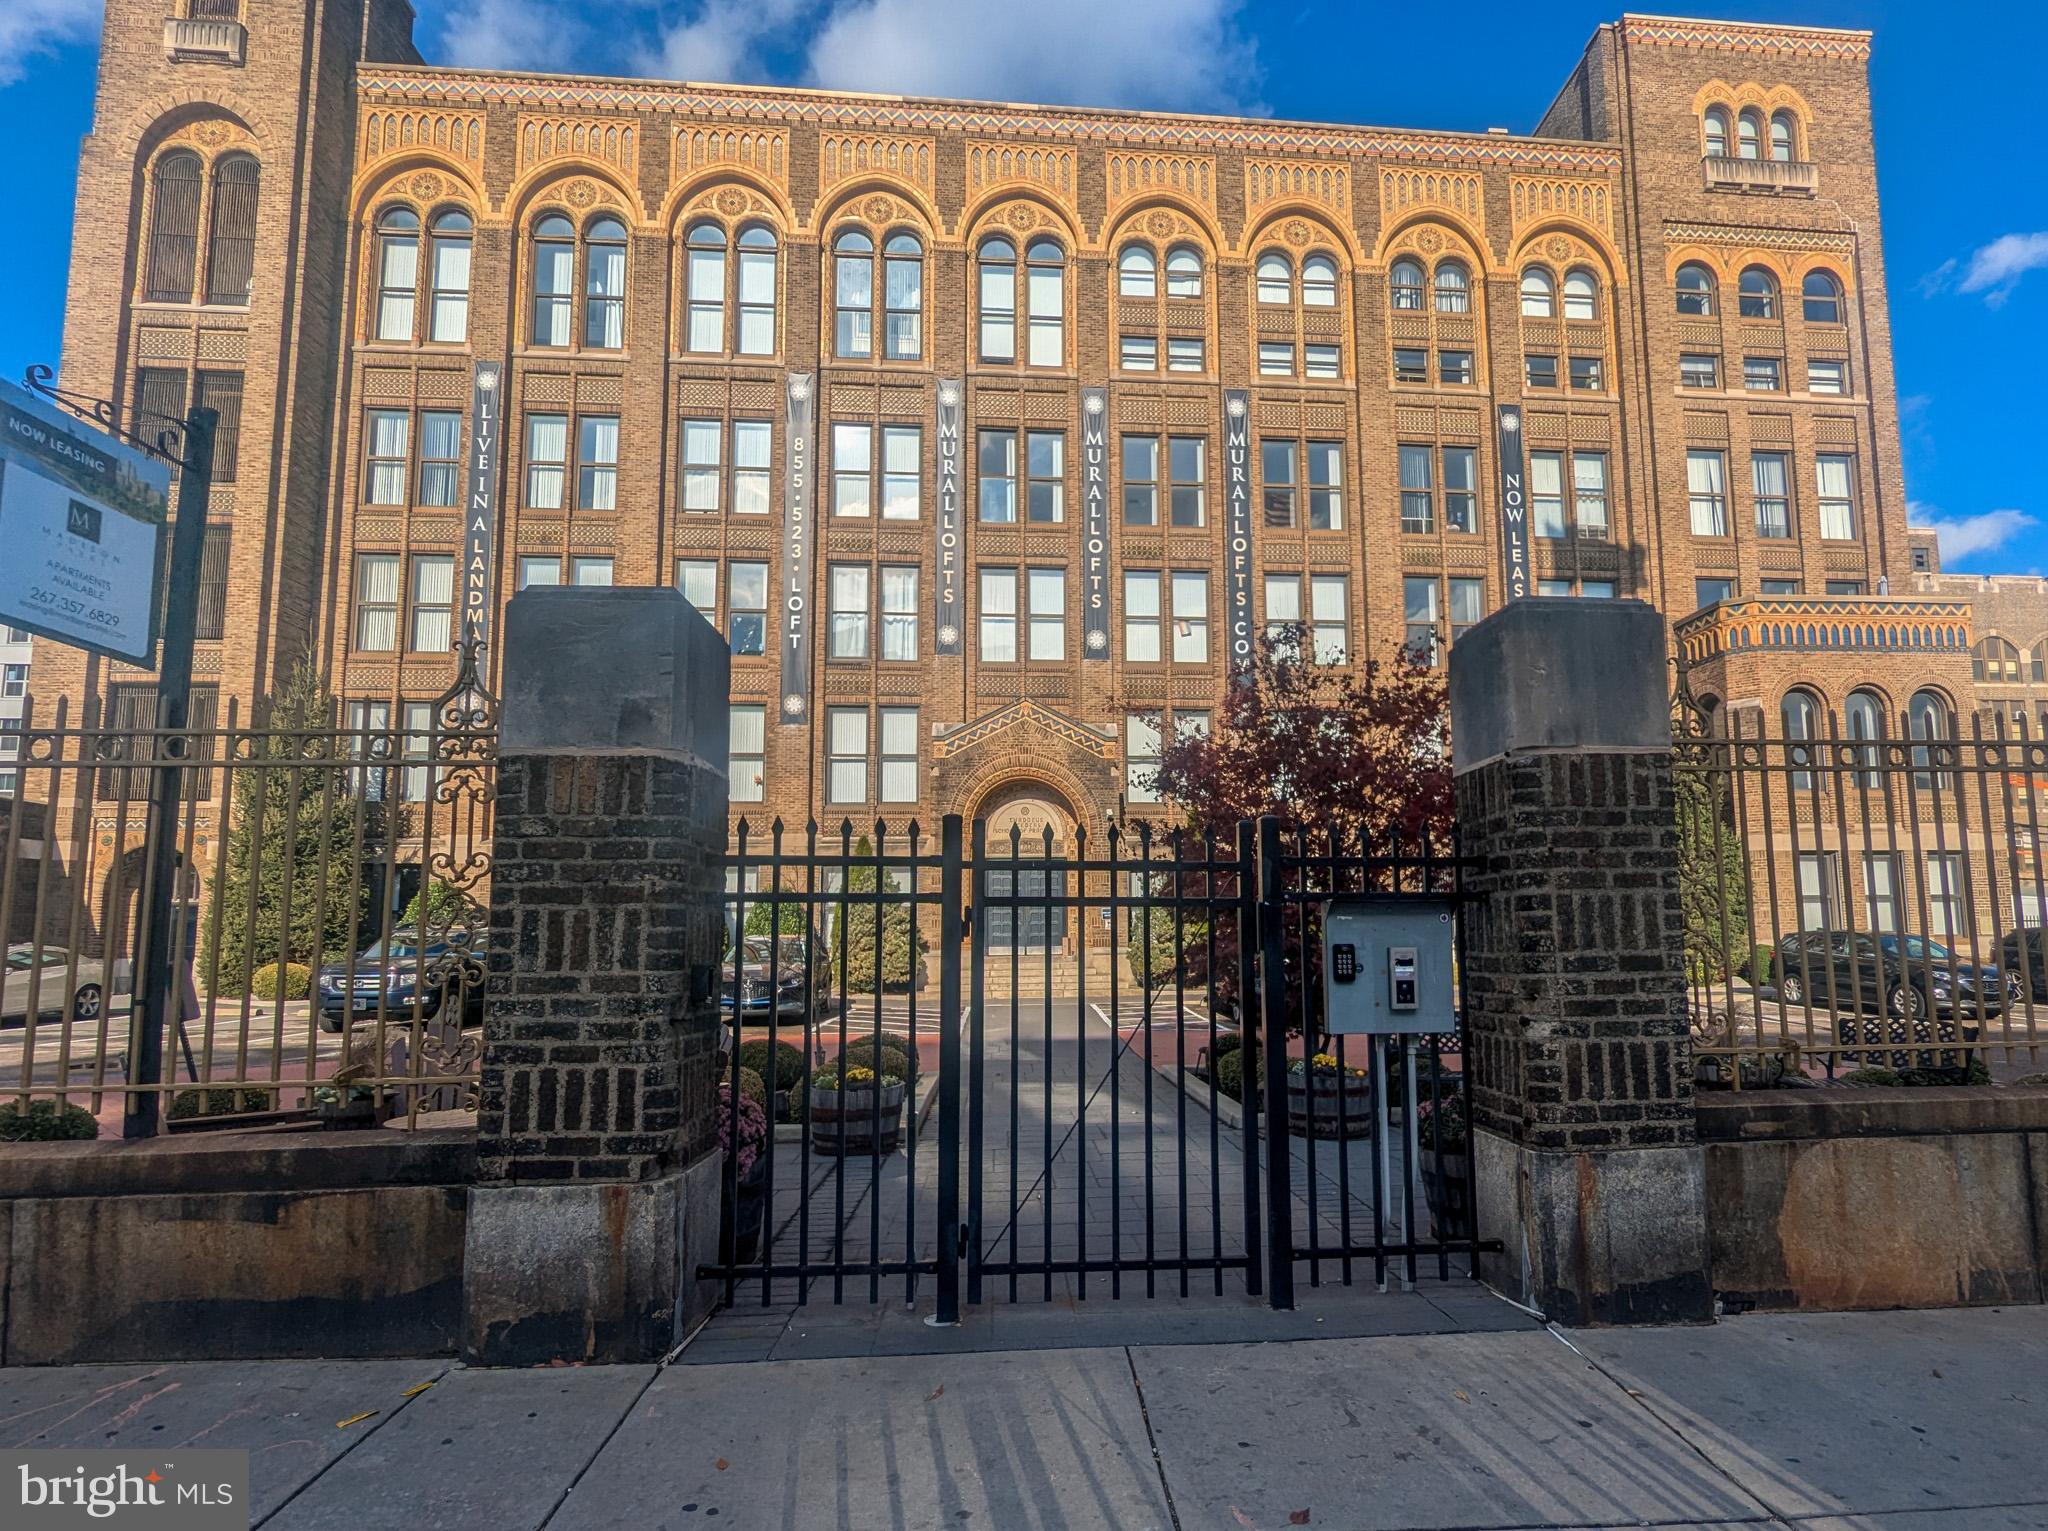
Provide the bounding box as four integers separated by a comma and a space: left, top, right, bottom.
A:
461, 361, 502, 646
780, 373, 814, 725
934, 379, 963, 655
1223, 389, 1254, 675
1081, 388, 1110, 659
1496, 404, 1529, 602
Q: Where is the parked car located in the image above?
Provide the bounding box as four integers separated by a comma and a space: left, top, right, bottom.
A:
2, 945, 106, 1028
316, 930, 486, 1033
1769, 929, 2006, 1025
2000, 928, 2047, 1005
721, 932, 829, 1022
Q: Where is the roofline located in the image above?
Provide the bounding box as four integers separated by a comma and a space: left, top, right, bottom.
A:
1620, 11, 1873, 40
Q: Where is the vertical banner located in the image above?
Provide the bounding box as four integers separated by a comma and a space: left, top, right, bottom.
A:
934, 379, 963, 655
461, 361, 502, 647
1496, 403, 1529, 602
1081, 388, 1110, 659
1223, 389, 1254, 675
780, 373, 814, 725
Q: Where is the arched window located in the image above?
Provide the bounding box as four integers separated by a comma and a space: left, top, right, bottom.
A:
736, 224, 777, 356
531, 213, 576, 348
1703, 107, 1730, 158
1165, 246, 1202, 299
1974, 636, 2022, 682
146, 150, 204, 303
204, 154, 259, 305
883, 232, 922, 360
1675, 262, 1716, 316
1434, 261, 1469, 314
1846, 689, 1883, 785
1770, 110, 1798, 163
582, 216, 626, 349
373, 207, 421, 340
1519, 267, 1555, 318
2031, 640, 2048, 684
1562, 267, 1597, 321
1737, 109, 1763, 160
428, 210, 472, 343
1253, 252, 1286, 307
977, 236, 1016, 361
683, 221, 726, 352
1738, 266, 1778, 320
1301, 254, 1338, 307
1118, 244, 1156, 299
1025, 238, 1066, 365
834, 229, 874, 358
1909, 689, 1951, 789
1388, 257, 1424, 311
1782, 689, 1822, 791
1802, 269, 1843, 324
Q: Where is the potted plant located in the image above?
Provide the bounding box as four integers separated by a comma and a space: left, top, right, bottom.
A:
718, 1081, 771, 1265
807, 1064, 906, 1155
1414, 1093, 1471, 1240
1285, 1052, 1373, 1138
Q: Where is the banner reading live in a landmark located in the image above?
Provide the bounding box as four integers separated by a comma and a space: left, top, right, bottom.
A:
461, 361, 502, 646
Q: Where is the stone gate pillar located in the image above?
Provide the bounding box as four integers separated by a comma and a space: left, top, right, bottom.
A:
1448, 599, 1713, 1325
463, 588, 731, 1364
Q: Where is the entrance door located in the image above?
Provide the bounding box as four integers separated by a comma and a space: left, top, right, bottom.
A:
983, 866, 1068, 951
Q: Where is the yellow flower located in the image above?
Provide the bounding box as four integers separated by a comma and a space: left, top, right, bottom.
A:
843, 1065, 877, 1087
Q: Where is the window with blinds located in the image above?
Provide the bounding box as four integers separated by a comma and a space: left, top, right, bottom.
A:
136, 368, 188, 436
195, 524, 230, 641
98, 684, 219, 802
195, 371, 244, 484
146, 151, 202, 303
204, 155, 259, 305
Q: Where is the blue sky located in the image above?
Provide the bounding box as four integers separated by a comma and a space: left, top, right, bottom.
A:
2, 0, 2043, 572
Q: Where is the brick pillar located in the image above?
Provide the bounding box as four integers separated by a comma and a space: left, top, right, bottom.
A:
462, 588, 730, 1365
1448, 598, 1713, 1326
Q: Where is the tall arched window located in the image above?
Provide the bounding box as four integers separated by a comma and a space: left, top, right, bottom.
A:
1909, 689, 1951, 790
735, 224, 777, 356
1802, 269, 1843, 324
531, 213, 576, 348
1025, 239, 1066, 365
1519, 267, 1555, 318
146, 150, 204, 303
1434, 261, 1469, 314
1301, 254, 1338, 307
834, 229, 874, 357
1782, 688, 1822, 792
1770, 110, 1798, 163
1388, 257, 1424, 311
1704, 107, 1730, 158
583, 216, 627, 349
1165, 246, 1202, 299
883, 232, 921, 359
976, 237, 1016, 361
683, 222, 726, 352
1562, 268, 1597, 321
373, 206, 420, 340
1256, 251, 1292, 305
1845, 689, 1883, 786
1118, 244, 1156, 299
1738, 266, 1778, 320
1737, 109, 1763, 160
204, 154, 259, 305
428, 210, 472, 343
1675, 262, 1716, 316
1974, 636, 2021, 682
2032, 640, 2048, 684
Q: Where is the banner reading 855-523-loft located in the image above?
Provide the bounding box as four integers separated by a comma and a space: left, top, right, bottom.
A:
780, 373, 815, 725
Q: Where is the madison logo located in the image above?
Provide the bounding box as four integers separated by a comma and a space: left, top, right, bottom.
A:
65, 498, 103, 544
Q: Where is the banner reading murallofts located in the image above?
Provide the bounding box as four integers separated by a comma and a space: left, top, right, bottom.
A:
1081, 387, 1110, 660
934, 378, 964, 656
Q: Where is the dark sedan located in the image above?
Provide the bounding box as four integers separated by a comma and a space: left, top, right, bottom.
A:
2001, 928, 2047, 1006
721, 933, 827, 1022
316, 931, 486, 1033
1770, 929, 2005, 1026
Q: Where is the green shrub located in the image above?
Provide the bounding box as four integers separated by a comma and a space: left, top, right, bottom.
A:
742, 898, 809, 937
1207, 1032, 1244, 1067
1213, 1046, 1259, 1103
738, 1039, 806, 1090
0, 1100, 99, 1141
400, 880, 485, 935
168, 1088, 276, 1120
1899, 1059, 1991, 1088
1126, 908, 1209, 992
248, 962, 312, 1001
831, 838, 925, 994
736, 1066, 766, 1111
1843, 1067, 1904, 1088
839, 1042, 912, 1083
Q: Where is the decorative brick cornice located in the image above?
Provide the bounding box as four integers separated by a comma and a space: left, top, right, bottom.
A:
355, 67, 1621, 170
1620, 14, 1872, 61
932, 698, 1116, 760
1662, 220, 1855, 255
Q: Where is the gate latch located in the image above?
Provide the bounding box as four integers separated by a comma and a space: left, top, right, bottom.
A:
957, 1223, 970, 1257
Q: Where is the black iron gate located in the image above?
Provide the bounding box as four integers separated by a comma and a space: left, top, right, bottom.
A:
707, 813, 1490, 1315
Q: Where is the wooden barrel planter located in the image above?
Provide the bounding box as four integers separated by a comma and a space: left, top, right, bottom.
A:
810, 1080, 906, 1155
1284, 1070, 1374, 1139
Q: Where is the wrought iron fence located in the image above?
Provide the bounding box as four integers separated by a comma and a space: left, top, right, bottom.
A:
0, 648, 496, 1134
1675, 685, 2047, 1086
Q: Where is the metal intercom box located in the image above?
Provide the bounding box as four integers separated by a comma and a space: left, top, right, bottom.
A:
1322, 895, 1457, 1035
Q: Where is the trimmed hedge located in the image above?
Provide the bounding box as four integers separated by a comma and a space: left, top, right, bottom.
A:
738, 1039, 806, 1090
168, 1088, 276, 1120
1213, 1046, 1260, 1103
249, 961, 312, 1001
0, 1100, 99, 1141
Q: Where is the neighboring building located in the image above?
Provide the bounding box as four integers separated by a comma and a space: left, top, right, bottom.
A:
1906, 532, 2048, 736
0, 626, 28, 797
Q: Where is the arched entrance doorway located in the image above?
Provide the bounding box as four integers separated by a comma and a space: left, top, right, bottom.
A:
977, 782, 1076, 955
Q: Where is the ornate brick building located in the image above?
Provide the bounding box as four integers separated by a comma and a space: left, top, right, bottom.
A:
47, 2, 1993, 950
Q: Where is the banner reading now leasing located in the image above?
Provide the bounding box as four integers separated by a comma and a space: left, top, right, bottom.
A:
4, 1450, 248, 1529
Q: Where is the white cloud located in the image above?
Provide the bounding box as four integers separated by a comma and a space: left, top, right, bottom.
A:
1939, 231, 2048, 308
0, 0, 99, 88
1907, 505, 2039, 565
433, 0, 585, 73
641, 0, 812, 82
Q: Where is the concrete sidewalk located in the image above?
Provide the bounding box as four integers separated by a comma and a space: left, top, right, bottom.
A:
2, 1304, 2043, 1530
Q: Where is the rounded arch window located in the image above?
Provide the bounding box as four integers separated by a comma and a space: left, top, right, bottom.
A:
529, 213, 577, 347
2031, 639, 2048, 683
1675, 262, 1716, 316
1802, 269, 1843, 324
1256, 251, 1292, 305
1433, 261, 1469, 314
682, 220, 727, 353
145, 149, 205, 304
1519, 266, 1555, 318
1562, 267, 1598, 321
1974, 636, 2021, 683
976, 237, 1017, 359
369, 205, 421, 340
882, 231, 922, 360
834, 228, 876, 358
1703, 106, 1730, 158
1165, 245, 1203, 299
204, 154, 261, 306
1909, 689, 1952, 788
1301, 254, 1338, 307
1118, 244, 1156, 299
734, 223, 777, 356
1770, 110, 1798, 163
1737, 108, 1764, 160
1782, 688, 1822, 788
1388, 256, 1424, 311
1846, 688, 1884, 784
583, 216, 627, 349
425, 208, 472, 343
1738, 266, 1778, 320
1024, 240, 1066, 365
